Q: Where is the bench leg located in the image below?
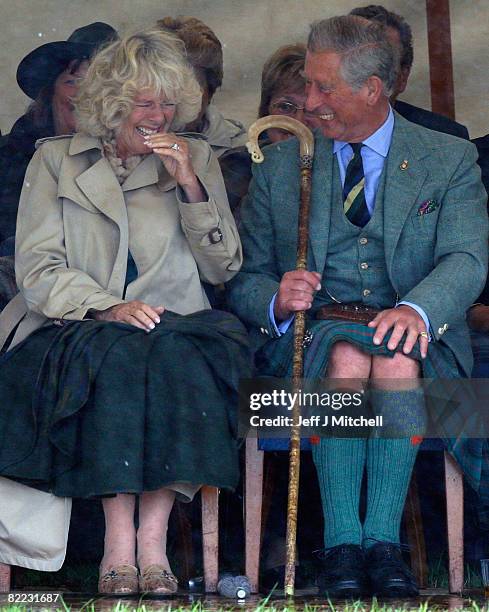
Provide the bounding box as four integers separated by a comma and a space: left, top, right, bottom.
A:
444, 451, 464, 593
245, 438, 264, 593
0, 563, 11, 592
404, 474, 428, 588
201, 485, 219, 593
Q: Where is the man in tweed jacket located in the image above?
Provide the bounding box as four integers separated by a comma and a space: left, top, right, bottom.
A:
228, 15, 487, 598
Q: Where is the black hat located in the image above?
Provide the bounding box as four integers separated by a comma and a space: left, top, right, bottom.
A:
17, 22, 117, 100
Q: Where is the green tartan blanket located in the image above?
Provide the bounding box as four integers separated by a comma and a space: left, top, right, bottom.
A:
0, 309, 252, 498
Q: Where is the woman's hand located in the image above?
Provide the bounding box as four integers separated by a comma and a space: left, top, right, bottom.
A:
93, 301, 165, 332
144, 134, 205, 202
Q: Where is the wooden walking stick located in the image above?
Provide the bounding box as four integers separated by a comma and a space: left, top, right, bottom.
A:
247, 116, 315, 596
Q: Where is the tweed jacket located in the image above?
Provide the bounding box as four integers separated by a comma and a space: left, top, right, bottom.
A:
227, 112, 488, 376
0, 133, 242, 352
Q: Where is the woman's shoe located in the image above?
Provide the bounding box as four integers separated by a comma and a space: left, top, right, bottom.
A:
98, 564, 139, 595
139, 564, 178, 595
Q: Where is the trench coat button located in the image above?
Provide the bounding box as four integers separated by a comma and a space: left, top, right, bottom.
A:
208, 227, 223, 244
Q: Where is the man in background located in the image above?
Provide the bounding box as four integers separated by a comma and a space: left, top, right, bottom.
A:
350, 5, 469, 139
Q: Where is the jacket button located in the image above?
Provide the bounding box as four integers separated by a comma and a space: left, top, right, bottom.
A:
443, 323, 449, 331
438, 327, 445, 335
360, 262, 369, 270
359, 237, 368, 245
363, 289, 371, 297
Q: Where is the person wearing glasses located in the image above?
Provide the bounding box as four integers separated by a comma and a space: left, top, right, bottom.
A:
220, 43, 307, 217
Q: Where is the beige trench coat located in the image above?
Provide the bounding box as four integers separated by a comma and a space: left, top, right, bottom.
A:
0, 133, 242, 569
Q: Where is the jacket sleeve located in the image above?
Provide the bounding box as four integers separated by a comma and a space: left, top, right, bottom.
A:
401, 142, 489, 340
15, 143, 125, 320
226, 160, 282, 335
177, 142, 242, 284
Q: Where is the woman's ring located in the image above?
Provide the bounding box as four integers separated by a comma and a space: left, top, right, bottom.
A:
170, 142, 180, 151
418, 331, 429, 339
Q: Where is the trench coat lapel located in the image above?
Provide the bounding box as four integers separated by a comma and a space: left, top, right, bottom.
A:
74, 158, 127, 228
308, 131, 333, 274
383, 113, 430, 274
121, 154, 161, 192
67, 134, 127, 228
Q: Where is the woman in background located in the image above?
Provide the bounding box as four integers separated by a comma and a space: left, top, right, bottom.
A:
220, 43, 307, 215
157, 15, 247, 158
0, 22, 117, 249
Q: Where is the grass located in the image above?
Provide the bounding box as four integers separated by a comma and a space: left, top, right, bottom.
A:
1, 595, 489, 612
0, 601, 489, 612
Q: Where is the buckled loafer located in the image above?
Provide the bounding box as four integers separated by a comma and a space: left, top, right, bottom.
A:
98, 564, 139, 595
139, 564, 178, 595
317, 544, 368, 599
366, 542, 419, 598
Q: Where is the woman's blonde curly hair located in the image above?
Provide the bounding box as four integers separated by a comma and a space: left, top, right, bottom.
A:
75, 27, 202, 139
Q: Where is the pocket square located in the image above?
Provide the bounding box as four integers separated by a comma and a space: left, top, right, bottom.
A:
416, 199, 439, 216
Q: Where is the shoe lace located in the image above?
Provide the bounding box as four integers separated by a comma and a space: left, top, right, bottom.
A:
364, 538, 412, 553
314, 544, 361, 561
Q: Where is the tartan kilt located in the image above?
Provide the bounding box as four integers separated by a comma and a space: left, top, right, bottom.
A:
256, 318, 460, 379
255, 319, 489, 506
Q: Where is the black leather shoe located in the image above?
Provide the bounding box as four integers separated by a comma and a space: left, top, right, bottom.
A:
317, 544, 368, 599
366, 542, 419, 598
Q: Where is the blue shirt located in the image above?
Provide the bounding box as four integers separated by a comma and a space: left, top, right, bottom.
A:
269, 107, 431, 337
334, 106, 394, 214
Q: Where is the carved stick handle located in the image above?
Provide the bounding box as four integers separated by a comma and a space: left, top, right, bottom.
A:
246, 115, 314, 162
247, 115, 315, 596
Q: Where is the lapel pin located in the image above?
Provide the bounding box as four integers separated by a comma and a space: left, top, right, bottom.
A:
400, 159, 409, 170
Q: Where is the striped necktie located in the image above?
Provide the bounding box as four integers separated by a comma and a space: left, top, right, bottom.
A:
343, 143, 370, 227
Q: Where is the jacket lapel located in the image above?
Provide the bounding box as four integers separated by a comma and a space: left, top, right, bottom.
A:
121, 154, 160, 192
309, 131, 333, 274
74, 157, 127, 228
66, 134, 128, 228
383, 112, 430, 273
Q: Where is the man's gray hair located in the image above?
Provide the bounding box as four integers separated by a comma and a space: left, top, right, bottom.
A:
308, 15, 398, 96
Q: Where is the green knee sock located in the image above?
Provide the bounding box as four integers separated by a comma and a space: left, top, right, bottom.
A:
363, 388, 425, 548
362, 438, 419, 547
312, 438, 366, 548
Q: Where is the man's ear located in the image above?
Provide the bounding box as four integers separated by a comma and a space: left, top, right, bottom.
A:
365, 75, 384, 105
